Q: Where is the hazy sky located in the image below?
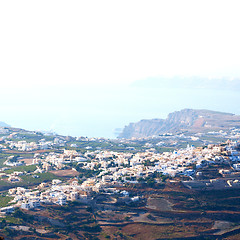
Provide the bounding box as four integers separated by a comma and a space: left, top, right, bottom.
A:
1, 1, 240, 138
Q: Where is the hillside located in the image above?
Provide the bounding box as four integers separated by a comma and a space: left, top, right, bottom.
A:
0, 121, 10, 127
118, 109, 240, 138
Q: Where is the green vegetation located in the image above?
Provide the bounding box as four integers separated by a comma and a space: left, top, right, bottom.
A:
13, 208, 34, 223
0, 172, 63, 191
76, 165, 101, 179
4, 215, 22, 224
0, 195, 13, 208
155, 147, 175, 153
21, 172, 62, 184
0, 153, 15, 167
4, 165, 37, 174
0, 180, 12, 189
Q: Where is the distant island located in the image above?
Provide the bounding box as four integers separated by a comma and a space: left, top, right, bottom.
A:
118, 109, 240, 138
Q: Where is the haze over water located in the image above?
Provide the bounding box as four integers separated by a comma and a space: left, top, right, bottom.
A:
1, 83, 240, 138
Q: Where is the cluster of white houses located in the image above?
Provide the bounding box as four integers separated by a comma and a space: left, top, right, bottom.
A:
1, 140, 240, 214
4, 176, 139, 213
6, 179, 89, 211
6, 139, 53, 151
3, 140, 240, 185
78, 140, 240, 181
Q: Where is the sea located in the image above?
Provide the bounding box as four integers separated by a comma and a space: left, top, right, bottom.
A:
1, 84, 240, 139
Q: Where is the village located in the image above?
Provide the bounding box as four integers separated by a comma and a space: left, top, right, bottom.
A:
0, 127, 240, 215
1, 127, 240, 239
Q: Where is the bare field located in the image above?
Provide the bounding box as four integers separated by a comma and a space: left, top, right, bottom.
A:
21, 158, 33, 165
146, 197, 173, 211
50, 169, 79, 177
100, 222, 210, 240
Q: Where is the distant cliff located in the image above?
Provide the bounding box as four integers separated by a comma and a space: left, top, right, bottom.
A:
118, 109, 240, 138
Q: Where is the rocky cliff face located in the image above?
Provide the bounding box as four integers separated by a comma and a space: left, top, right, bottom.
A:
118, 109, 240, 138
118, 119, 165, 139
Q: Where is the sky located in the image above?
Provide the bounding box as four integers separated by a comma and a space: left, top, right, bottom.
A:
0, 1, 240, 138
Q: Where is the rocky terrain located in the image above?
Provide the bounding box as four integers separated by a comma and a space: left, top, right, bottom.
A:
119, 109, 240, 138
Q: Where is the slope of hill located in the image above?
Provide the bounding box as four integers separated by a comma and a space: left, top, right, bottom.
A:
118, 109, 240, 138
0, 121, 10, 127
